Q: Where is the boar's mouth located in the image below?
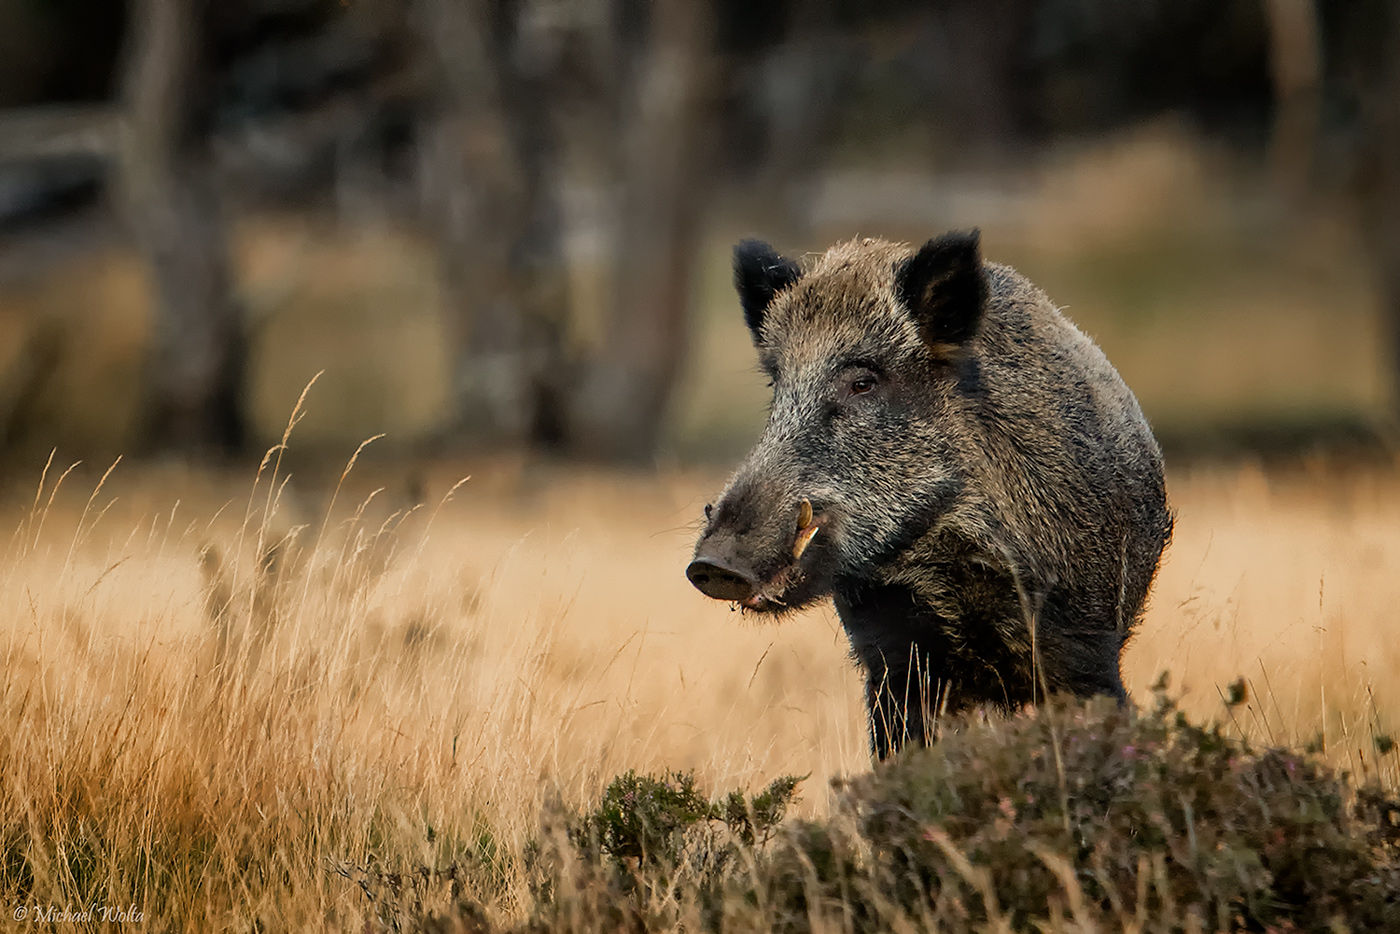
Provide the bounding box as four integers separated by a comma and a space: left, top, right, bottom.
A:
687, 499, 826, 613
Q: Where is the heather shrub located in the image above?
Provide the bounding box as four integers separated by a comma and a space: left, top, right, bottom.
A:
400, 693, 1400, 933
532, 770, 804, 933
759, 692, 1400, 932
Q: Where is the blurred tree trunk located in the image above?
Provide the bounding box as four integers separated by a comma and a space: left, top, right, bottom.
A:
743, 0, 844, 239
568, 0, 713, 461
119, 0, 245, 454
1263, 0, 1322, 198
420, 0, 712, 462
416, 0, 568, 449
1362, 8, 1400, 424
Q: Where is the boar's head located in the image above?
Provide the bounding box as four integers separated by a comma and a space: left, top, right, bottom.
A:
688, 232, 988, 614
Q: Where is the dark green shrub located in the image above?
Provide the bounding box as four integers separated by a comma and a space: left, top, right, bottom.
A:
570, 769, 803, 866
545, 770, 803, 932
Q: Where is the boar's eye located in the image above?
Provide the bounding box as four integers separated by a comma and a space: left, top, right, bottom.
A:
836, 361, 883, 404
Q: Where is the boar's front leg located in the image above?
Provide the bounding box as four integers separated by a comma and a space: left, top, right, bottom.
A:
835, 585, 951, 760
859, 643, 946, 760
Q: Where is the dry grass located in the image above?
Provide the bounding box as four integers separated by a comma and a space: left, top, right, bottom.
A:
3, 434, 1400, 928
1128, 460, 1400, 784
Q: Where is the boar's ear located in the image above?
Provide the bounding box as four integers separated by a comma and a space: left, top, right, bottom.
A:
895, 230, 988, 353
734, 239, 802, 341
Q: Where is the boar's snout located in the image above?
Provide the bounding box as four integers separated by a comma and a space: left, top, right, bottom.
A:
686, 554, 758, 602
688, 491, 825, 607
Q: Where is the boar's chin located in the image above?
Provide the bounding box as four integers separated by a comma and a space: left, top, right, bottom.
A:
739, 567, 833, 617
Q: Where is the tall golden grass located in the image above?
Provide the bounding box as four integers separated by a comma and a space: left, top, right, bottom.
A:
3, 427, 1399, 927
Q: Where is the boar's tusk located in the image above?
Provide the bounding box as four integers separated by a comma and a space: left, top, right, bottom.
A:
792, 522, 819, 560
793, 499, 818, 559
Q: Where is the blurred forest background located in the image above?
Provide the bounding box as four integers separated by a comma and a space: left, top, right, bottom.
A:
0, 0, 1398, 466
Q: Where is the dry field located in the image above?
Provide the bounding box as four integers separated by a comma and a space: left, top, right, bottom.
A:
3, 437, 1400, 928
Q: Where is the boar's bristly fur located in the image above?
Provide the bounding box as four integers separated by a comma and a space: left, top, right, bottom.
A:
688, 232, 1173, 760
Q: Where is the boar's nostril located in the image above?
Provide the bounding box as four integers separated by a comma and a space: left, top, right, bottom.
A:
686, 558, 757, 602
